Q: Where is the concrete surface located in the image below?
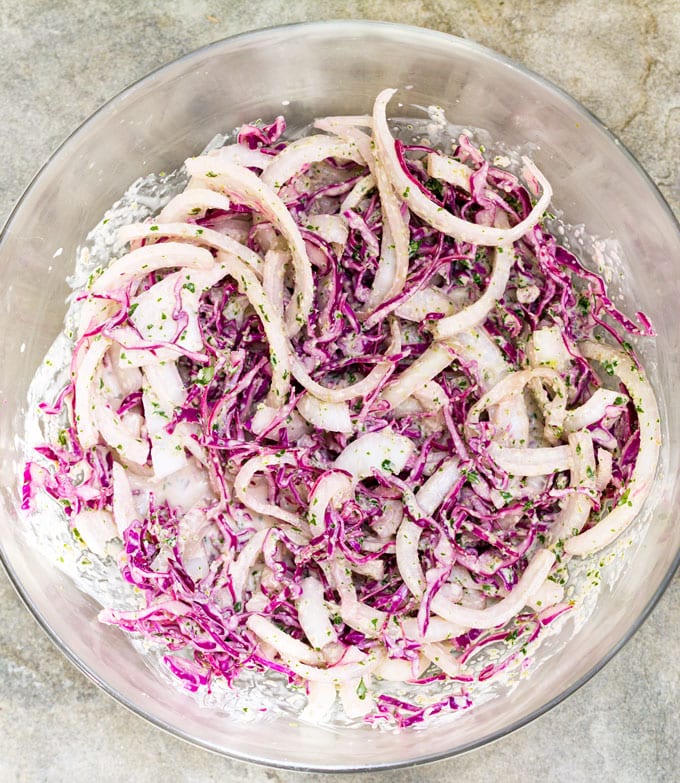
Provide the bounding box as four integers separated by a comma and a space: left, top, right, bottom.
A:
0, 2, 678, 781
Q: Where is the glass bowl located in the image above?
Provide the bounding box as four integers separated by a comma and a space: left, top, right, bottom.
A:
0, 20, 678, 772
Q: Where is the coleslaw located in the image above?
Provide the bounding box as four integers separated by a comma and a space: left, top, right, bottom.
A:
22, 89, 660, 728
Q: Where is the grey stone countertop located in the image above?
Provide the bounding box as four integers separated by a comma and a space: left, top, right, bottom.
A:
0, 2, 678, 781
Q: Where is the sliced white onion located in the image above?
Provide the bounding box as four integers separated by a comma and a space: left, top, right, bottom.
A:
373, 656, 421, 681
426, 152, 474, 192
469, 365, 566, 447
382, 343, 452, 410
247, 614, 324, 665
340, 174, 376, 212
372, 498, 403, 539
490, 396, 530, 448
283, 649, 380, 684
396, 516, 427, 598
234, 454, 303, 528
90, 242, 214, 293
157, 456, 213, 513
488, 442, 572, 476
349, 559, 384, 581
563, 388, 628, 433
436, 582, 464, 604
142, 383, 186, 480
339, 676, 375, 718
177, 507, 212, 580
185, 156, 313, 335
468, 367, 565, 428
328, 558, 388, 640
595, 447, 613, 492
118, 221, 265, 277
550, 429, 596, 544
334, 430, 415, 480
395, 287, 454, 322
315, 123, 373, 161
528, 325, 574, 374
309, 214, 349, 247
290, 356, 391, 404
414, 380, 447, 412
364, 218, 398, 312
307, 470, 353, 531
528, 580, 564, 612
565, 341, 660, 556
516, 284, 541, 304
157, 187, 233, 222
300, 680, 337, 723
400, 616, 467, 643
421, 643, 463, 678
250, 404, 309, 442
415, 458, 461, 515
314, 114, 373, 133
364, 155, 410, 312
297, 395, 353, 434
261, 135, 364, 190
72, 508, 119, 557
143, 362, 186, 409
432, 246, 515, 339
372, 89, 553, 246
444, 327, 510, 391
74, 336, 112, 449
427, 549, 555, 629
335, 597, 386, 640
208, 142, 272, 170
108, 343, 143, 396
92, 395, 149, 466
527, 374, 569, 441
296, 576, 338, 650
76, 297, 117, 341
262, 246, 287, 311
229, 528, 268, 601
111, 461, 138, 537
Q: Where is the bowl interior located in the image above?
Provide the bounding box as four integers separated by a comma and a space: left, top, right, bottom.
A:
1, 21, 679, 770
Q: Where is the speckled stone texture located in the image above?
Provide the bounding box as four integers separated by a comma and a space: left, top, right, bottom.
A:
0, 2, 678, 782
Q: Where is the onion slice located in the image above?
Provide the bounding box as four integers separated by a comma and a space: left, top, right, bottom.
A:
185, 156, 314, 335
382, 344, 452, 410
565, 342, 660, 556
261, 134, 364, 190
247, 615, 324, 665
119, 221, 265, 277
372, 89, 553, 246
90, 242, 214, 293
297, 395, 353, 434
334, 430, 415, 480
489, 443, 572, 476
297, 577, 338, 650
432, 246, 515, 339
428, 550, 556, 629
157, 188, 232, 222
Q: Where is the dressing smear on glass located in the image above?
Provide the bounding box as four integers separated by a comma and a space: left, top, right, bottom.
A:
22, 91, 659, 731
